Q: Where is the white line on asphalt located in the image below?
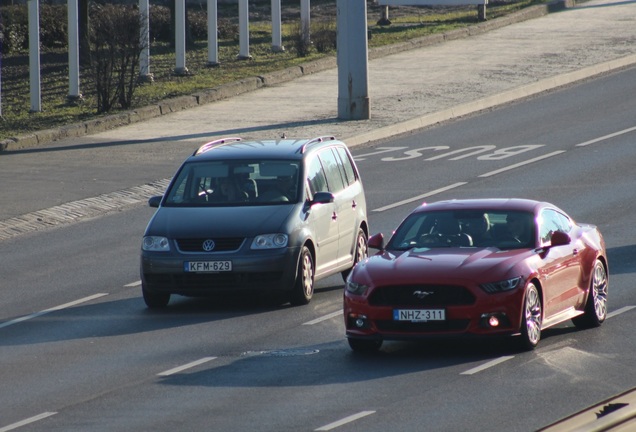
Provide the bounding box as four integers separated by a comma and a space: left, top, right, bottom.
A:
478, 151, 566, 178
353, 146, 407, 161
0, 293, 108, 329
303, 310, 342, 325
372, 182, 467, 212
315, 411, 376, 431
576, 125, 636, 147
460, 356, 515, 375
158, 357, 218, 376
607, 305, 636, 319
124, 280, 141, 287
0, 412, 57, 432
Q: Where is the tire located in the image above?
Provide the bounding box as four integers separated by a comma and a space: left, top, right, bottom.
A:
518, 282, 542, 350
573, 260, 608, 329
290, 246, 314, 306
142, 285, 170, 309
348, 338, 382, 353
341, 228, 368, 282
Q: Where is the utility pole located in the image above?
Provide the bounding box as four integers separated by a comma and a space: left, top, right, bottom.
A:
336, 0, 369, 120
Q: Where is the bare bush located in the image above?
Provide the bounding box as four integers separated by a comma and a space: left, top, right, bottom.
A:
87, 3, 147, 113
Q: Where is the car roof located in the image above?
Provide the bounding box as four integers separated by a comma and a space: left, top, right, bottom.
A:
187, 136, 345, 161
413, 198, 554, 214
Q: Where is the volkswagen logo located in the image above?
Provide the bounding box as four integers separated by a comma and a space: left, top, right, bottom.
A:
413, 290, 433, 299
202, 239, 216, 251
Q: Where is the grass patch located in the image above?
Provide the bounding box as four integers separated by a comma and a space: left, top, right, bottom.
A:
0, 0, 543, 141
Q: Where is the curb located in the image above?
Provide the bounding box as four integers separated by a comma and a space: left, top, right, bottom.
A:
0, 0, 571, 153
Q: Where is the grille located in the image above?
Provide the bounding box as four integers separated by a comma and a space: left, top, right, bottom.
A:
368, 284, 475, 307
176, 237, 245, 252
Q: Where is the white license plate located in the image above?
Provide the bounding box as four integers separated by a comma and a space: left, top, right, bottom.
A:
393, 309, 446, 322
184, 261, 232, 272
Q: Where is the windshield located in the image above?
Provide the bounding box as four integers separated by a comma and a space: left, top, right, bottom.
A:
163, 160, 301, 206
387, 209, 536, 250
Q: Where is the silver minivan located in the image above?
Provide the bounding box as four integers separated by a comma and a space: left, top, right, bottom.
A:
140, 136, 368, 307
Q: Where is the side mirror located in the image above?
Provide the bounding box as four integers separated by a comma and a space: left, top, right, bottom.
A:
368, 233, 384, 250
148, 196, 162, 208
550, 230, 571, 247
311, 191, 335, 205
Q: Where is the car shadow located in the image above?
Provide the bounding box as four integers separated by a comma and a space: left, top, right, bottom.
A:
605, 244, 636, 275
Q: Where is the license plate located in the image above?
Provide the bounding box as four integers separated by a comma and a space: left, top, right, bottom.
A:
393, 309, 446, 322
184, 261, 232, 272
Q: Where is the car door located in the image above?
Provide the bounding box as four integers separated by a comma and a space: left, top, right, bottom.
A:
305, 155, 340, 275
317, 148, 352, 268
538, 209, 584, 319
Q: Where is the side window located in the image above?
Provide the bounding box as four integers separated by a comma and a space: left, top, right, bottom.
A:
335, 146, 358, 187
306, 157, 328, 197
539, 209, 571, 243
318, 148, 346, 194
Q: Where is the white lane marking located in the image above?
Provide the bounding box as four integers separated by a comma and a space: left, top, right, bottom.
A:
460, 355, 515, 375
303, 310, 342, 325
478, 151, 565, 178
0, 412, 57, 432
125, 280, 141, 287
315, 411, 376, 431
158, 357, 218, 376
0, 294, 108, 329
372, 182, 467, 212
354, 146, 407, 161
576, 125, 636, 147
607, 305, 636, 319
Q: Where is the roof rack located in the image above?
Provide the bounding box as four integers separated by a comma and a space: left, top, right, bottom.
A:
299, 135, 336, 154
194, 137, 242, 155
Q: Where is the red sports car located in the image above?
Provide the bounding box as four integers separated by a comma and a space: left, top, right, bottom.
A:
344, 198, 608, 352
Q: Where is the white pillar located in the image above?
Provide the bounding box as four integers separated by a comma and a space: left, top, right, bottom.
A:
28, 0, 41, 112
238, 0, 251, 59
271, 0, 284, 52
207, 0, 219, 66
67, 0, 82, 103
337, 0, 369, 120
139, 0, 153, 81
174, 0, 189, 75
300, 0, 310, 47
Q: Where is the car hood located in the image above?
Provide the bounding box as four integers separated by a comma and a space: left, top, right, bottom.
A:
356, 247, 535, 285
145, 204, 296, 238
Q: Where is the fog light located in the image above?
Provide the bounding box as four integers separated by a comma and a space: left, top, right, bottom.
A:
349, 314, 368, 329
480, 312, 510, 329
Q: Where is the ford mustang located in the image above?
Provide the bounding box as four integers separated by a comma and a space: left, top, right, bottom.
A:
344, 198, 608, 352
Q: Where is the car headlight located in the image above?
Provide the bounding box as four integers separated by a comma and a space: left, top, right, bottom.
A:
251, 234, 288, 249
480, 276, 522, 293
142, 236, 171, 252
346, 279, 369, 295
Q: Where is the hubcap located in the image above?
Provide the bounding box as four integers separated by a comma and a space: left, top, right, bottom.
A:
525, 285, 542, 345
592, 263, 608, 320
302, 253, 314, 297
357, 234, 368, 263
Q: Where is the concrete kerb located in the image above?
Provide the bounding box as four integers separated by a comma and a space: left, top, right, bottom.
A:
345, 53, 636, 147
0, 0, 580, 153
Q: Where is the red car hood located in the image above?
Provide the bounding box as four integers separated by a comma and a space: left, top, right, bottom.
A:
356, 247, 535, 285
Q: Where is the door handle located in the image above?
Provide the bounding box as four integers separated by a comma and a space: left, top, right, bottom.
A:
332, 212, 338, 221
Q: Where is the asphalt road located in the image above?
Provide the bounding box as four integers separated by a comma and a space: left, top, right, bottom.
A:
1, 67, 636, 431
